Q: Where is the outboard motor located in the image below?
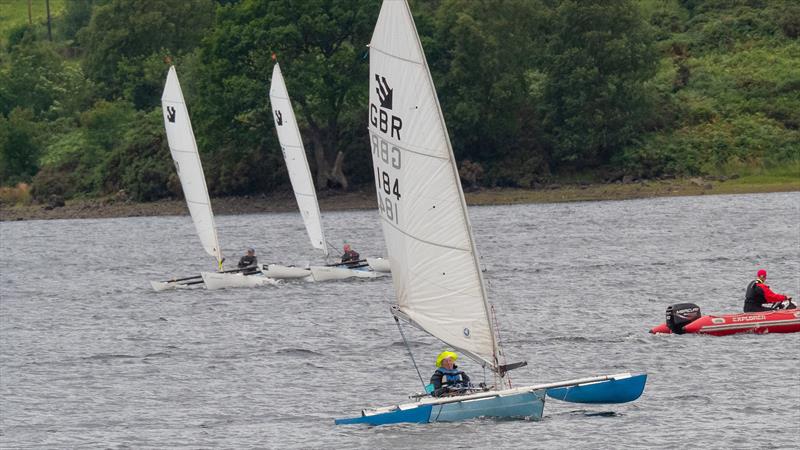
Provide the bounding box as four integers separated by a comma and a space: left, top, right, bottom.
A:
665, 303, 702, 334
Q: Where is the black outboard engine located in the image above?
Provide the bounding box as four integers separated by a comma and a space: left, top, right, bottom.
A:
665, 303, 702, 334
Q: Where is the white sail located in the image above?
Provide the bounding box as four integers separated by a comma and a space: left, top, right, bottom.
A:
162, 66, 223, 264
269, 63, 328, 256
368, 0, 499, 370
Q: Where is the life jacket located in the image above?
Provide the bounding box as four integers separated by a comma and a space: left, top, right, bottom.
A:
435, 367, 465, 387
745, 279, 765, 305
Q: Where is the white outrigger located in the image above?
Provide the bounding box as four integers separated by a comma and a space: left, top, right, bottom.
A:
335, 0, 646, 425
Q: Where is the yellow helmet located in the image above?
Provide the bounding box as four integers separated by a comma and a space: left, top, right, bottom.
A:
436, 351, 458, 368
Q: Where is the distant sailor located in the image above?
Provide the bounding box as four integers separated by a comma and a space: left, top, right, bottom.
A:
238, 248, 258, 270
430, 351, 471, 397
341, 244, 360, 264
744, 269, 793, 312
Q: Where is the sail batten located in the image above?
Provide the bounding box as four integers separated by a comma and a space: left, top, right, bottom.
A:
379, 217, 471, 252
369, 0, 500, 371
161, 66, 223, 264
269, 63, 328, 256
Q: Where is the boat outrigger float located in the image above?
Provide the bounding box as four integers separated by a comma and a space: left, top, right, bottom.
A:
336, 0, 647, 426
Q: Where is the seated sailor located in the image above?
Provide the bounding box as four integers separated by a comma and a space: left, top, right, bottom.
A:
341, 243, 360, 264
430, 351, 471, 397
744, 269, 793, 312
238, 247, 258, 271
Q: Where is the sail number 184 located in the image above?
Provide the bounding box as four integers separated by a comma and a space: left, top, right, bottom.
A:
376, 167, 400, 224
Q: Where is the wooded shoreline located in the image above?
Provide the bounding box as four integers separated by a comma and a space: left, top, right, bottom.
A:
2, 177, 797, 222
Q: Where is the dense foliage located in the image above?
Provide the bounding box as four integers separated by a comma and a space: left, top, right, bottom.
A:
1, 0, 797, 203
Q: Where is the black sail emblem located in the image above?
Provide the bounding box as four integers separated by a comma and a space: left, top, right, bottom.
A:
370, 74, 402, 140
166, 106, 176, 123
375, 75, 393, 110
275, 109, 283, 126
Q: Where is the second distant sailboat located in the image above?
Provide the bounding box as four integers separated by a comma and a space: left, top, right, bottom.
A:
263, 61, 390, 283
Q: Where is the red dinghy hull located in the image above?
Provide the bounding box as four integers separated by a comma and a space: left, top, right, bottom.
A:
651, 310, 800, 336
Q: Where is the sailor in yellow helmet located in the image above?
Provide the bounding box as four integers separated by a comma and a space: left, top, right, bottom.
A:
430, 351, 471, 397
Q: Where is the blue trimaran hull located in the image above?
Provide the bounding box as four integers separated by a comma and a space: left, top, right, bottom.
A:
335, 372, 646, 425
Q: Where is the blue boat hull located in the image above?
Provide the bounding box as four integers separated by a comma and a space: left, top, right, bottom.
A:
334, 390, 545, 426
546, 373, 647, 404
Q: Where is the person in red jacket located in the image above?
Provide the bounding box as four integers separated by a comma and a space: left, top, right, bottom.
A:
743, 269, 793, 312
341, 244, 360, 264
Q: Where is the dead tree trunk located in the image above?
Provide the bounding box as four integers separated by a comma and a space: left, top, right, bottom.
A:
310, 132, 348, 190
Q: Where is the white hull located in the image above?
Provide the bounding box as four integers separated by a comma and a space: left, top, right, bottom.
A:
150, 280, 200, 291
309, 265, 388, 282
200, 271, 279, 290
366, 257, 391, 273
261, 264, 311, 279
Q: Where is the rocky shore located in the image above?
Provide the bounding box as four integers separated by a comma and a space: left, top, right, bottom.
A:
1, 178, 797, 222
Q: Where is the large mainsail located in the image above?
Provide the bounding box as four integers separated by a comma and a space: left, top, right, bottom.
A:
269, 63, 328, 256
368, 0, 499, 371
162, 66, 223, 265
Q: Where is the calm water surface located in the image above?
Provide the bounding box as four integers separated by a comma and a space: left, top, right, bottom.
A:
1, 192, 799, 448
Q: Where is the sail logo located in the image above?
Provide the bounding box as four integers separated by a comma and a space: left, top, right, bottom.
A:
370, 74, 402, 140
166, 106, 176, 123
275, 110, 283, 126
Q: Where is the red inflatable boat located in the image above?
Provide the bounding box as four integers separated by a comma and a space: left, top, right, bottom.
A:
651, 302, 800, 336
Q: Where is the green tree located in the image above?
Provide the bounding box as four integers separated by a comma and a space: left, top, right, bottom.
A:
0, 108, 41, 185
78, 0, 214, 107
542, 0, 658, 168
195, 0, 380, 191
427, 0, 552, 186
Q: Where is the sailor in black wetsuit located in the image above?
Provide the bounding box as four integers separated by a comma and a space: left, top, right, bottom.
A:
238, 248, 258, 273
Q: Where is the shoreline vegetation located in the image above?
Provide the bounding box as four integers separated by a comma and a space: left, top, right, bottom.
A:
2, 175, 797, 222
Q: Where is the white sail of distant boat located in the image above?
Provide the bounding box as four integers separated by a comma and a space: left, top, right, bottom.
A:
162, 66, 223, 267
336, 0, 646, 425
269, 63, 328, 256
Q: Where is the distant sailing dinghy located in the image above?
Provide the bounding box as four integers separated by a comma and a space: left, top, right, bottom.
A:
152, 67, 276, 291
335, 0, 646, 426
151, 67, 229, 291
267, 62, 390, 282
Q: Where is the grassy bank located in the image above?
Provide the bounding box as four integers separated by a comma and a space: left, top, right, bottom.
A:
0, 0, 65, 47
1, 174, 797, 222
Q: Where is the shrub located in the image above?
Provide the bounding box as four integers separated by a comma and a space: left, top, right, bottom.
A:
0, 183, 32, 205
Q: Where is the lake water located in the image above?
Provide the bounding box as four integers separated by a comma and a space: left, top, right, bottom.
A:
1, 192, 799, 448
